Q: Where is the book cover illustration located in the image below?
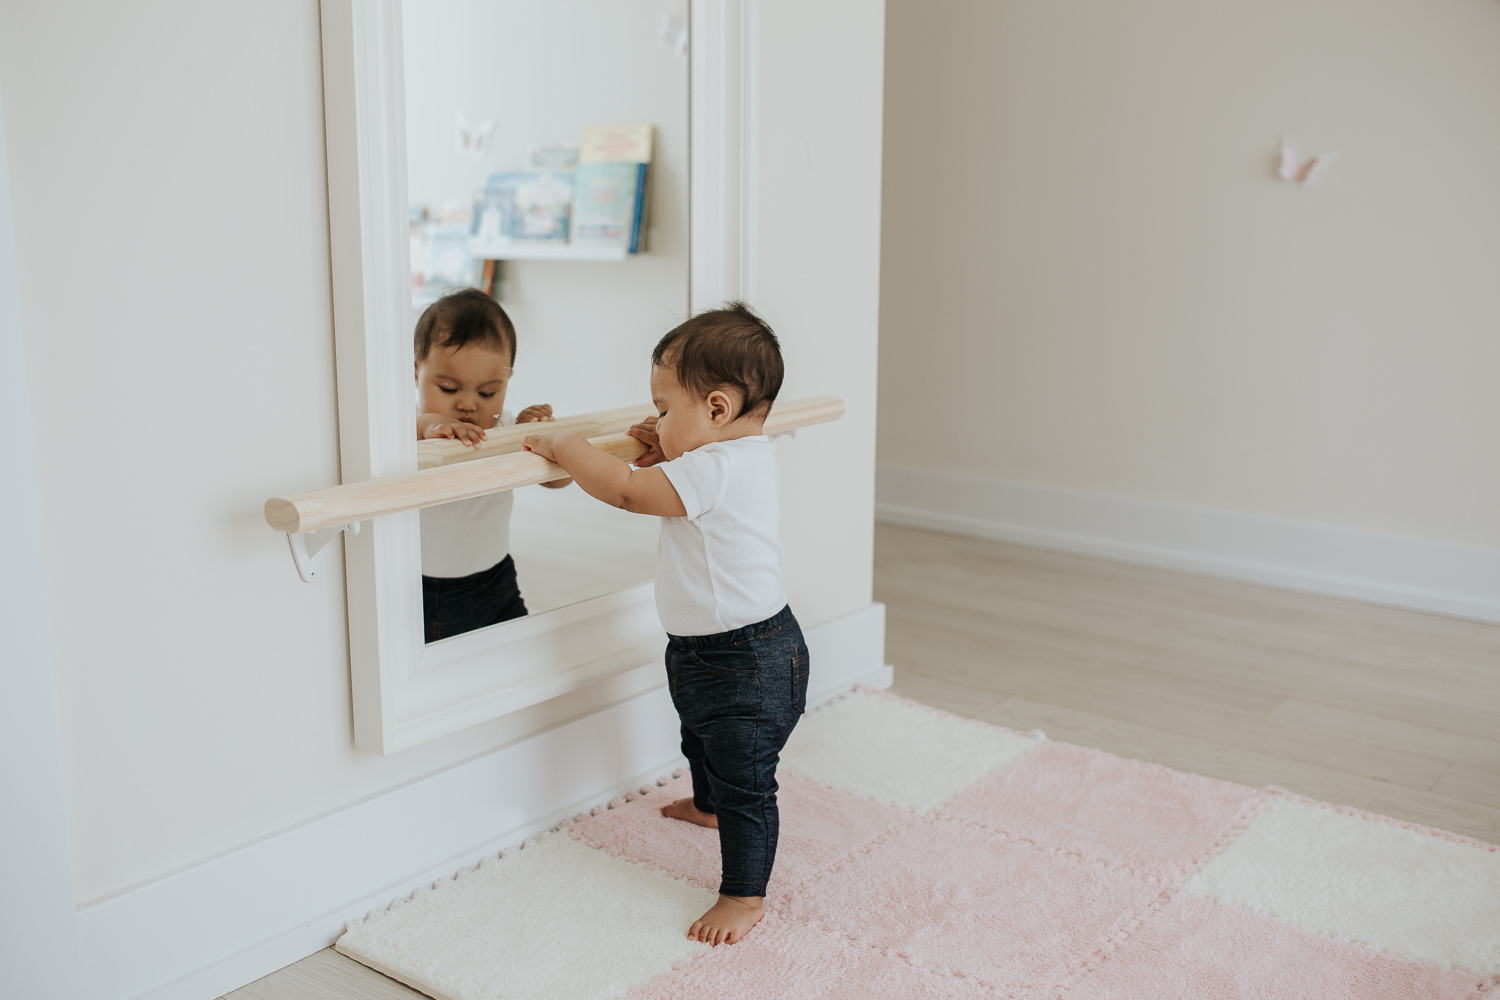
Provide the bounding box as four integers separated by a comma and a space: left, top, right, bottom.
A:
473, 171, 575, 243
571, 162, 643, 246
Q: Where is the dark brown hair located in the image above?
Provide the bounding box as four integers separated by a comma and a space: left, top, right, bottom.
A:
413, 288, 516, 366
651, 301, 783, 420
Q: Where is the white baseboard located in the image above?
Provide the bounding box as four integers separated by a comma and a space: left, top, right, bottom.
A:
81, 603, 887, 1000
877, 466, 1500, 624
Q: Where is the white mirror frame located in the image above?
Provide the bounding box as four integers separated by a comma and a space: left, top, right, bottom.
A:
320, 0, 754, 754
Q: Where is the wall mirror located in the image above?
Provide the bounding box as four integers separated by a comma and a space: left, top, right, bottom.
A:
321, 0, 752, 754
402, 0, 688, 635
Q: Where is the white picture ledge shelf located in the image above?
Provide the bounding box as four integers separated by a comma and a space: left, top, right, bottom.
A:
467, 239, 629, 262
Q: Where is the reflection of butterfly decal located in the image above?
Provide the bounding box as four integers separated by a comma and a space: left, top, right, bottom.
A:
1278, 134, 1338, 187
455, 110, 494, 160
659, 2, 688, 63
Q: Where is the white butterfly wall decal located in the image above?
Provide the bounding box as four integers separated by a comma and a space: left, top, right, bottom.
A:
1278, 134, 1338, 187
455, 110, 494, 160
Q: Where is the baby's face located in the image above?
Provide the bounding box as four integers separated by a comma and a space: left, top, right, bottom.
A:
415, 341, 513, 430
650, 364, 736, 460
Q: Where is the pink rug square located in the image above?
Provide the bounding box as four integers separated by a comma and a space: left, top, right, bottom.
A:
780, 816, 1168, 992
628, 914, 995, 1000
939, 739, 1261, 880
1066, 891, 1488, 999
567, 771, 914, 905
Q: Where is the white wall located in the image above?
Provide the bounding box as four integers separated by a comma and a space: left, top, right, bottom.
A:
404, 0, 691, 416
0, 72, 86, 1000
879, 1, 1500, 559
0, 1, 883, 995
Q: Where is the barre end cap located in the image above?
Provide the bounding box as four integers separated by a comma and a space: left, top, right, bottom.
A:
264, 497, 302, 533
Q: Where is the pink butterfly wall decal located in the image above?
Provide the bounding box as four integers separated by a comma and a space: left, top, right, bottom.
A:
1278, 135, 1338, 187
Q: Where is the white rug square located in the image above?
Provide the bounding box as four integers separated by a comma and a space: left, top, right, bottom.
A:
336, 834, 714, 1000
1184, 795, 1500, 975
778, 690, 1038, 813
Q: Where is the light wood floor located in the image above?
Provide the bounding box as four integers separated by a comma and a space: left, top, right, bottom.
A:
879, 523, 1499, 844
224, 524, 1499, 998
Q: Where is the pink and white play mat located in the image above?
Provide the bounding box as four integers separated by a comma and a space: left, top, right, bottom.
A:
336, 688, 1500, 999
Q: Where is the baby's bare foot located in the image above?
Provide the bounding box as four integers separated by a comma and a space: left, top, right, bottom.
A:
688, 894, 764, 946
660, 797, 718, 829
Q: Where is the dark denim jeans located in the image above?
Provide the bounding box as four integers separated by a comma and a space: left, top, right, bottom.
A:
422, 554, 528, 643
665, 604, 809, 898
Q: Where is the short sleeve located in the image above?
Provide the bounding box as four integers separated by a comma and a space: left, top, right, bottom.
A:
660, 444, 731, 520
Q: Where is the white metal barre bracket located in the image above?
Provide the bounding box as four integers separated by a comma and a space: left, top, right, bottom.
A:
286, 521, 361, 583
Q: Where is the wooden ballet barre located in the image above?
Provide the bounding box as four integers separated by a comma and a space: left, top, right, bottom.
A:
265, 395, 845, 535
416, 402, 657, 470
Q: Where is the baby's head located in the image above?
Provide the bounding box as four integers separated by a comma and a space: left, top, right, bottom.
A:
649, 301, 783, 459
414, 288, 517, 430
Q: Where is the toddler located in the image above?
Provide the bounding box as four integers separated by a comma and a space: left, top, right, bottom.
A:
523, 302, 806, 946
415, 288, 564, 642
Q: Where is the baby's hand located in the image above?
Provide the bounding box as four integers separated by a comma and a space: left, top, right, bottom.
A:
627, 416, 666, 467
516, 404, 554, 424
424, 419, 486, 447
522, 434, 557, 461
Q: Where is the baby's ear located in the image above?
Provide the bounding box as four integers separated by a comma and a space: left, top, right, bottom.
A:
709, 389, 739, 424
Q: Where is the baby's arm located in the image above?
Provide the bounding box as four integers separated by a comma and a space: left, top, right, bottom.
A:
515, 404, 572, 488
522, 433, 685, 516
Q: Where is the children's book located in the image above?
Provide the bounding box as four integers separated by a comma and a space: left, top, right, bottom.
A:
573, 125, 654, 252
528, 143, 580, 171
572, 162, 647, 248
425, 221, 476, 289
579, 124, 654, 165
473, 171, 574, 243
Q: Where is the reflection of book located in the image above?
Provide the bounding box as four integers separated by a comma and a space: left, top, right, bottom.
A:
579, 124, 653, 165
575, 125, 653, 253
572, 162, 646, 248
473, 171, 574, 242
426, 221, 476, 288
528, 143, 579, 171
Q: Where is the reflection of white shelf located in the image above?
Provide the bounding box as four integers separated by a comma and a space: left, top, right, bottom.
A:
467, 239, 628, 262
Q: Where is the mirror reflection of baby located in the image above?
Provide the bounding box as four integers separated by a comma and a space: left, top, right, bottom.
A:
523, 303, 805, 948
414, 288, 566, 643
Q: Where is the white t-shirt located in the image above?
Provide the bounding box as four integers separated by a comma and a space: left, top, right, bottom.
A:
656, 435, 787, 636
420, 410, 514, 579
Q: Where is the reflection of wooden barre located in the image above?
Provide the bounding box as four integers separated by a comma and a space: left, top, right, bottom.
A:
416, 403, 657, 470
265, 395, 844, 534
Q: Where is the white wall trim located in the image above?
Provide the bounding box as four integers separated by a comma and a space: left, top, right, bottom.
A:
77, 604, 887, 1000
877, 465, 1500, 624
